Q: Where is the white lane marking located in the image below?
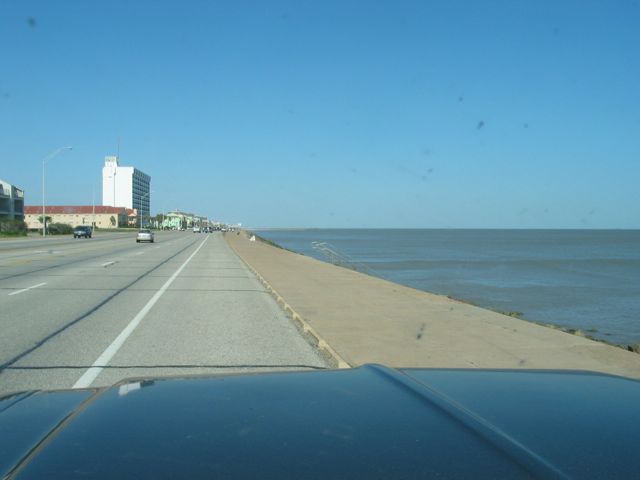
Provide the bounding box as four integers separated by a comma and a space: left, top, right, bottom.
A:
8, 282, 47, 296
133, 251, 145, 256
101, 261, 116, 267
72, 236, 209, 389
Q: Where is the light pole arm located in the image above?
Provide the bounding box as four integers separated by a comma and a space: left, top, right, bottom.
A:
41, 146, 72, 237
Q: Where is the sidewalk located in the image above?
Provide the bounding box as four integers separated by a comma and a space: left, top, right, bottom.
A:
225, 232, 640, 379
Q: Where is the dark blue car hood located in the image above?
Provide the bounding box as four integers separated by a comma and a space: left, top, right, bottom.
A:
1, 365, 639, 479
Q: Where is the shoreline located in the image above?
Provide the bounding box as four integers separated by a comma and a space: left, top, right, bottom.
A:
443, 294, 639, 353
227, 230, 640, 378
250, 227, 640, 230
251, 230, 640, 352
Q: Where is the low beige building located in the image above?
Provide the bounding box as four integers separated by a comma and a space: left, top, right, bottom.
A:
24, 206, 130, 229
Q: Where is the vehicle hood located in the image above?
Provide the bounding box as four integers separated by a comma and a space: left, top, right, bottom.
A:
1, 365, 639, 479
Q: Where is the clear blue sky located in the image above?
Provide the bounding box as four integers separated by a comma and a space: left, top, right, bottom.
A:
2, 0, 639, 228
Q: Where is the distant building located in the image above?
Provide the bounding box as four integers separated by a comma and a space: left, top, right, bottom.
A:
0, 179, 25, 220
162, 210, 196, 229
24, 206, 130, 229
194, 215, 208, 227
102, 156, 151, 221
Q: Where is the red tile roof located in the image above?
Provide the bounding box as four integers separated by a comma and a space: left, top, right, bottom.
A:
24, 206, 130, 215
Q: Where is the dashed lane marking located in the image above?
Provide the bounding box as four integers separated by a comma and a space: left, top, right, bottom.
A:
72, 236, 209, 388
8, 282, 47, 296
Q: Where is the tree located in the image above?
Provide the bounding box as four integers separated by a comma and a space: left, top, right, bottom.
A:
37, 215, 52, 233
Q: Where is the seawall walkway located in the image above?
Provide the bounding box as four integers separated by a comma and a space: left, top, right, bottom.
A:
225, 231, 640, 379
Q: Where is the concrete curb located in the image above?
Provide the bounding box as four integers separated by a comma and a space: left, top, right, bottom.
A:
225, 234, 351, 369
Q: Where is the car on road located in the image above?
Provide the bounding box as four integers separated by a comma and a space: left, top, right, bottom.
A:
193, 226, 201, 233
73, 226, 92, 239
136, 229, 154, 243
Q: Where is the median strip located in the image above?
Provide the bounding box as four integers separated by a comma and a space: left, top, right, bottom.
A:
72, 236, 209, 389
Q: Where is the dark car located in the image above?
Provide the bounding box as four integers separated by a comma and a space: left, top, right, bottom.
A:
73, 226, 92, 239
1, 365, 640, 479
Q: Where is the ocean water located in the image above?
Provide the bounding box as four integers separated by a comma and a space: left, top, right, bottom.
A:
255, 229, 640, 345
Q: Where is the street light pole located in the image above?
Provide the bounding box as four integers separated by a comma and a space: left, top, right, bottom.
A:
138, 191, 151, 228
112, 168, 117, 207
92, 183, 96, 235
41, 146, 72, 237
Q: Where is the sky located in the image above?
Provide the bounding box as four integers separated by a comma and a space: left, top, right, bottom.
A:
1, 0, 639, 228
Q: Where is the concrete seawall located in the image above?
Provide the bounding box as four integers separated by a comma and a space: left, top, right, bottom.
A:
225, 231, 640, 379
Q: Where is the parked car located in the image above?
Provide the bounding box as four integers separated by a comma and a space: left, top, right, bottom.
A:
73, 226, 92, 239
136, 229, 154, 243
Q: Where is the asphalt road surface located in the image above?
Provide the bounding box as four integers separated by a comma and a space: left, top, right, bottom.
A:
0, 231, 329, 396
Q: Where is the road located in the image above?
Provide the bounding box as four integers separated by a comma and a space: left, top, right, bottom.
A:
0, 231, 328, 396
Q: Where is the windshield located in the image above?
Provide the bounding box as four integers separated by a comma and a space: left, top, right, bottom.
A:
1, 0, 638, 404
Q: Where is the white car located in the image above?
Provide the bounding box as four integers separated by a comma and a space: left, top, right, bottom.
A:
193, 226, 201, 233
136, 229, 154, 243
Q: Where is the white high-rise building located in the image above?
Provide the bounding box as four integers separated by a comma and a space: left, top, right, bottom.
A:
102, 156, 151, 221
